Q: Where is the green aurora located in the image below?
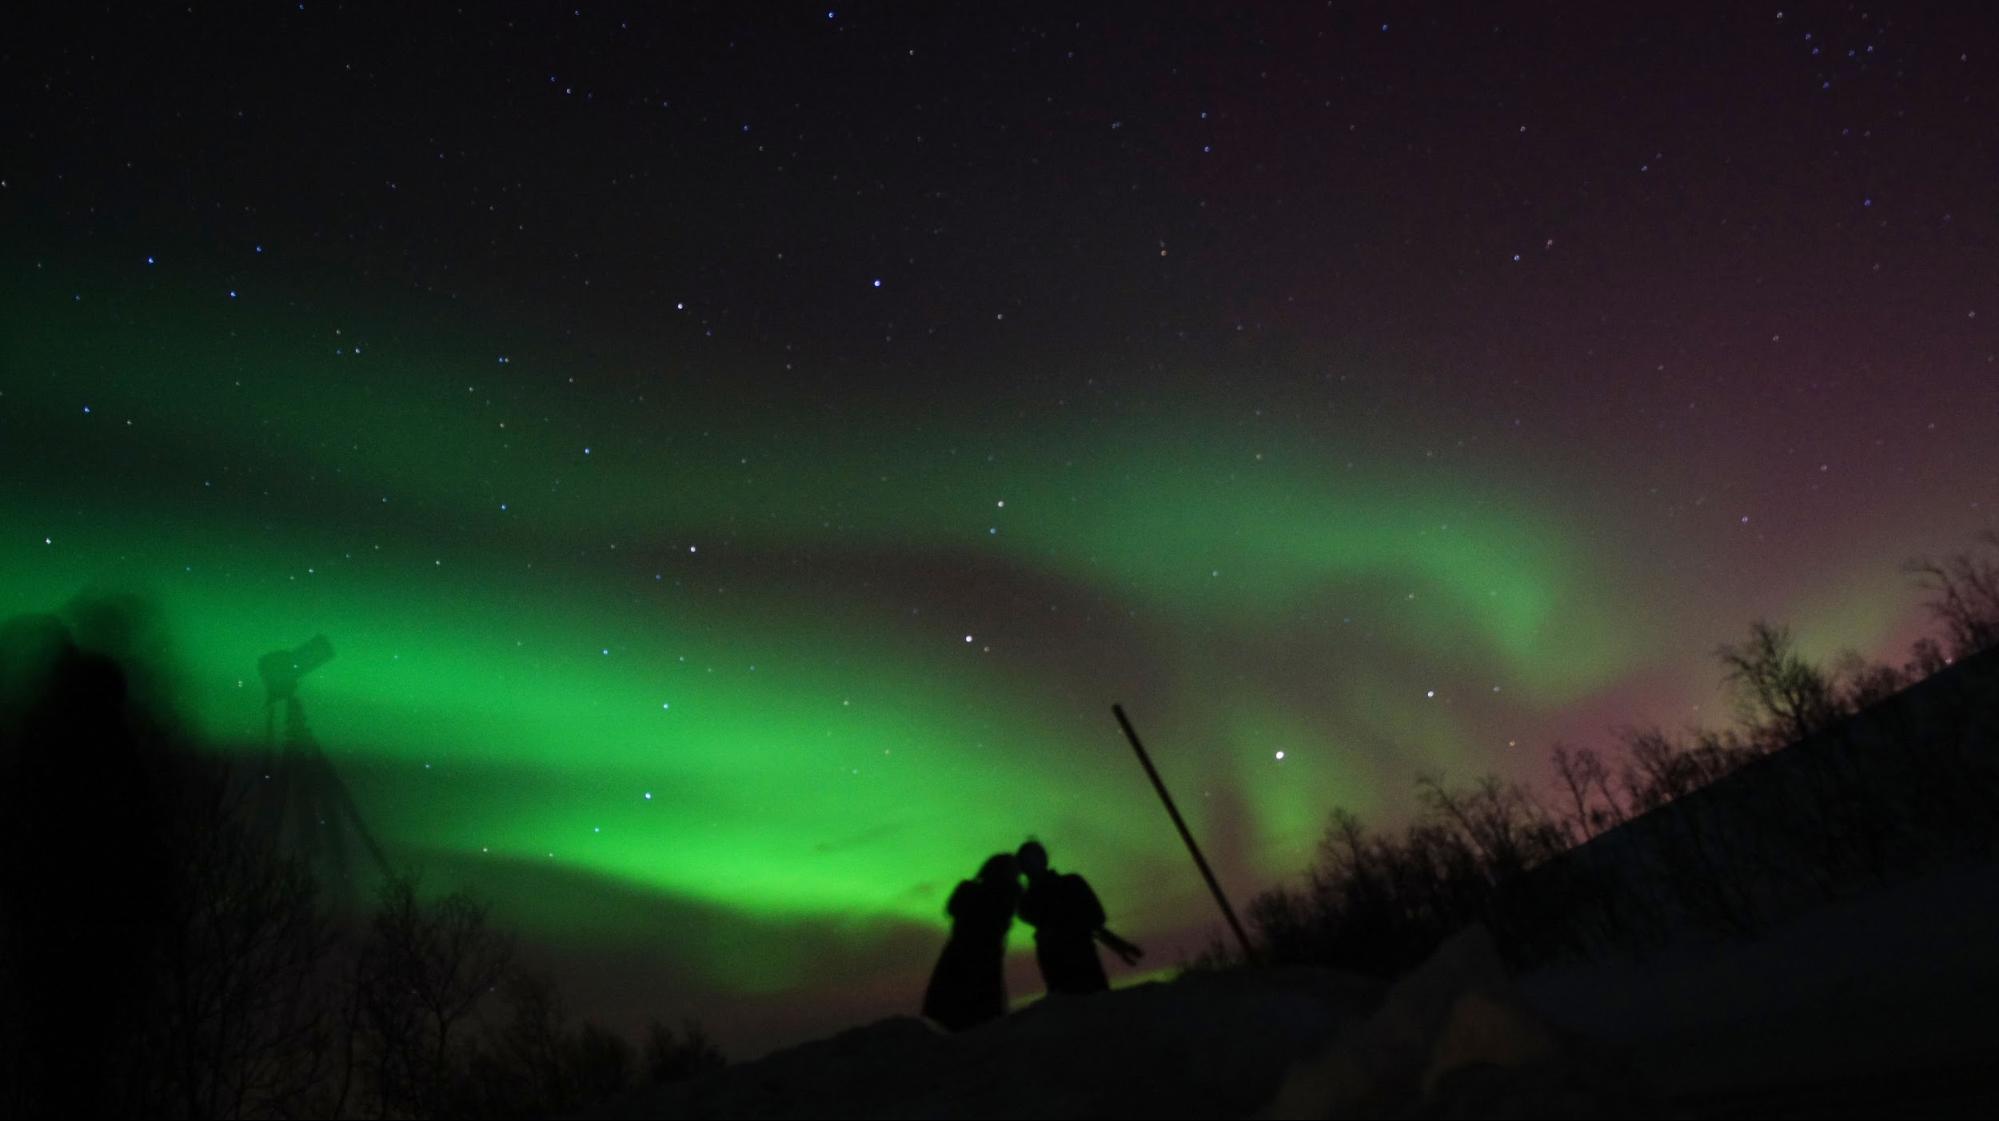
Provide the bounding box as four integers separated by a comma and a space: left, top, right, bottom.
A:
12, 0, 1999, 1070
0, 261, 1717, 997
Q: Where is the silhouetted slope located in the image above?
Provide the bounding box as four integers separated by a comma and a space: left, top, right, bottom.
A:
1506, 644, 1999, 955
1518, 855, 1999, 1116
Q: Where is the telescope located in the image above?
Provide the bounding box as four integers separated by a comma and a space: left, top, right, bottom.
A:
252, 632, 388, 887
258, 634, 334, 704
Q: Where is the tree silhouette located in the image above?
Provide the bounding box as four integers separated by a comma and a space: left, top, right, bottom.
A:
1716, 621, 1841, 750
1906, 530, 1999, 658
644, 1019, 726, 1086
350, 872, 515, 1118
152, 764, 339, 1118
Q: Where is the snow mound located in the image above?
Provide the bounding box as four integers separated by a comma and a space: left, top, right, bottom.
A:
590, 966, 1380, 1119
1268, 926, 1655, 1119
589, 928, 1655, 1119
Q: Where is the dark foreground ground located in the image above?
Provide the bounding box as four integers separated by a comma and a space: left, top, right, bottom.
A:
589, 856, 1999, 1120
1516, 857, 1999, 1120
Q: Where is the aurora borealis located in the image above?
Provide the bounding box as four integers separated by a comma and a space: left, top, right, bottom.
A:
8, 3, 1998, 1054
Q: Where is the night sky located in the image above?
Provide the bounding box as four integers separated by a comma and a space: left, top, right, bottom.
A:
6, 3, 1997, 1056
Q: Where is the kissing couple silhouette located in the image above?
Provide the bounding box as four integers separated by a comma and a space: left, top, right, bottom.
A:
921, 839, 1143, 1032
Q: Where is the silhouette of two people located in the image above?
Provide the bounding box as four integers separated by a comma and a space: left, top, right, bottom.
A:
921, 840, 1143, 1032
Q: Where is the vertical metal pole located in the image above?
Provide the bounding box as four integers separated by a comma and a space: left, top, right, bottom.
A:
1113, 704, 1255, 959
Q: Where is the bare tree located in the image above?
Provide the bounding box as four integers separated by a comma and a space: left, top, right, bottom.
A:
352, 873, 514, 1118
1832, 650, 1908, 712
1549, 743, 1625, 842
1907, 636, 1950, 678
150, 760, 339, 1119
1621, 727, 1699, 812
1906, 530, 1999, 658
1716, 621, 1841, 748
569, 1021, 637, 1103
643, 1019, 725, 1086
1415, 772, 1565, 880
